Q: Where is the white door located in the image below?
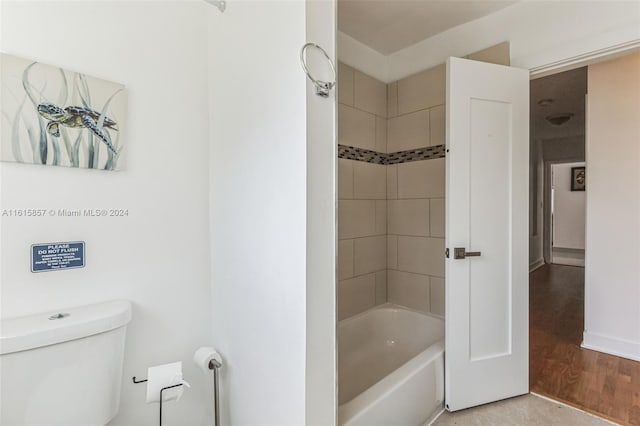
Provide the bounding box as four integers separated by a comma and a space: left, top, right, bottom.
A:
445, 57, 529, 411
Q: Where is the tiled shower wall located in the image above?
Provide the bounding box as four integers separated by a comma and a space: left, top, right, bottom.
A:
386, 64, 446, 316
337, 42, 510, 321
337, 62, 446, 320
337, 64, 388, 320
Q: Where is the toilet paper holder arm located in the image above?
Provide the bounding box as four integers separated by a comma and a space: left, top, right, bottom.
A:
132, 376, 184, 426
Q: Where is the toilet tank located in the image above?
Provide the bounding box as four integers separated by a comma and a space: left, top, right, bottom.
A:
0, 300, 132, 426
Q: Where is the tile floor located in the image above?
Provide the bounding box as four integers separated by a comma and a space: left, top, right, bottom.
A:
433, 393, 615, 425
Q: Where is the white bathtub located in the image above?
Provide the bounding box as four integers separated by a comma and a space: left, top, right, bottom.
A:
338, 304, 445, 426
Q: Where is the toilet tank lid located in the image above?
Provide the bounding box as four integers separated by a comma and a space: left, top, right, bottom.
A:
0, 300, 132, 355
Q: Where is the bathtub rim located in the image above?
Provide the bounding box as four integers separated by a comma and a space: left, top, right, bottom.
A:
338, 302, 444, 329
338, 303, 446, 425
338, 339, 445, 425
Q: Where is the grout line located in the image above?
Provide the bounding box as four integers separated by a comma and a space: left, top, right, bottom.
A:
427, 198, 431, 237
340, 269, 387, 282
350, 68, 355, 108
338, 101, 386, 120
339, 235, 388, 241
428, 275, 434, 312
350, 75, 354, 107
387, 233, 444, 239
389, 104, 445, 120
338, 234, 386, 241
388, 268, 445, 279
340, 270, 445, 282
339, 197, 443, 201
530, 393, 620, 425
351, 238, 355, 278
350, 158, 355, 199
390, 235, 397, 269
393, 84, 399, 119
338, 86, 442, 120
395, 164, 399, 201
385, 80, 389, 130
394, 197, 445, 201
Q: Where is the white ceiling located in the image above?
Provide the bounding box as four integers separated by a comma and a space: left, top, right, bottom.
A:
337, 0, 587, 142
531, 67, 587, 142
338, 0, 517, 55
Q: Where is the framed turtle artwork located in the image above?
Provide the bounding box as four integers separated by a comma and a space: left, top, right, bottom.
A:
0, 53, 126, 171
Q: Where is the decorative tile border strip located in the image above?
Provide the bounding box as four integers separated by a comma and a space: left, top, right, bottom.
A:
338, 145, 387, 164
338, 144, 446, 165
385, 145, 446, 164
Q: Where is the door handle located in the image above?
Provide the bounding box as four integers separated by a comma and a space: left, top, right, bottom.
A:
453, 247, 482, 259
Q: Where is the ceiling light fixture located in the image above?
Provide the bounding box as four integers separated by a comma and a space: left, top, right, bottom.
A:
545, 113, 574, 126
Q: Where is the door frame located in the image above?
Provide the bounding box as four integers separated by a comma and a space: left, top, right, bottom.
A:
531, 43, 639, 265
529, 40, 640, 78
525, 42, 638, 406
543, 159, 585, 265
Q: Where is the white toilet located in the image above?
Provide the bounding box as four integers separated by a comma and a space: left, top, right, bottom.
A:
0, 300, 132, 426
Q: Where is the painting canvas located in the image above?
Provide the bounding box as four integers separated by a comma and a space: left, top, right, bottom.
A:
0, 53, 126, 170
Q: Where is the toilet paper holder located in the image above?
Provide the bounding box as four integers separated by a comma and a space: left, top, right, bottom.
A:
132, 376, 184, 426
208, 359, 222, 426
132, 357, 223, 426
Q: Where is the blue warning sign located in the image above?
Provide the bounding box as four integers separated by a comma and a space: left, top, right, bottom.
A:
31, 242, 85, 273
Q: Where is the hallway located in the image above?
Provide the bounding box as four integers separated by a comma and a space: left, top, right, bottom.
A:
530, 264, 640, 425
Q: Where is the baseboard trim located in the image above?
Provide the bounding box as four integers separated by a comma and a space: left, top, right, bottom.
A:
582, 331, 640, 362
551, 258, 585, 267
530, 392, 619, 425
529, 259, 545, 272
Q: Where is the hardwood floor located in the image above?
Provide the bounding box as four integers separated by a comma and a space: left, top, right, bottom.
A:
530, 264, 640, 425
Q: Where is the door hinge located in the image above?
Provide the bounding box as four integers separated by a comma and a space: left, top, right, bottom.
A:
445, 248, 450, 258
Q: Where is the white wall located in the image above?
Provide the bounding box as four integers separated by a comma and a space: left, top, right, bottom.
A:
337, 32, 389, 83
584, 52, 640, 362
208, 1, 327, 425
305, 2, 337, 424
542, 136, 586, 163
551, 162, 586, 267
540, 136, 586, 264
0, 1, 213, 425
1, 2, 337, 425
339, 1, 640, 82
552, 162, 586, 250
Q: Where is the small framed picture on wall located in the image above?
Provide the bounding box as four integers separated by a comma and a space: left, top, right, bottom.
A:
571, 166, 586, 191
